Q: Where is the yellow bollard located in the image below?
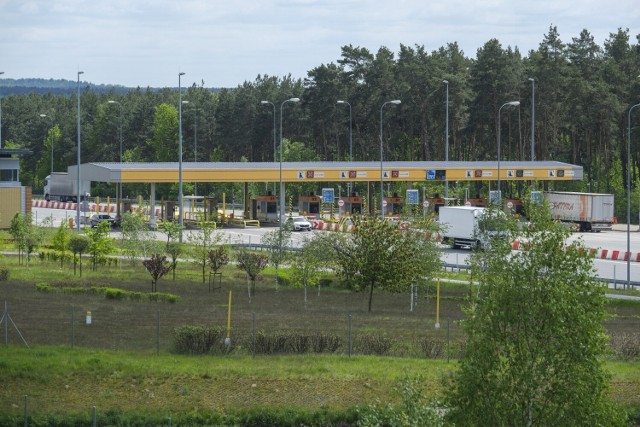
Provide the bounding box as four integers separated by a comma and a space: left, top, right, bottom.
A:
225, 290, 232, 346
435, 279, 441, 330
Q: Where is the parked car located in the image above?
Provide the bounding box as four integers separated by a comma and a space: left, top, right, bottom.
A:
90, 214, 115, 228
286, 215, 313, 231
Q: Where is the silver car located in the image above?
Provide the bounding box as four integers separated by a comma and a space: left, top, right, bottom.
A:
287, 216, 313, 231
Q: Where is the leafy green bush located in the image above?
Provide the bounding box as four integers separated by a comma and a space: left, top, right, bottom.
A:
0, 268, 9, 281
35, 282, 52, 291
311, 332, 342, 353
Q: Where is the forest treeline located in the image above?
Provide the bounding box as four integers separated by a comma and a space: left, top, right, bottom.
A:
2, 26, 640, 218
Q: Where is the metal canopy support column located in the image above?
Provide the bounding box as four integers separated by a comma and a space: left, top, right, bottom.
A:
150, 183, 156, 229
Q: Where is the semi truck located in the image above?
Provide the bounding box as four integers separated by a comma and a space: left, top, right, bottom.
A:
44, 172, 91, 202
439, 206, 491, 249
545, 191, 614, 232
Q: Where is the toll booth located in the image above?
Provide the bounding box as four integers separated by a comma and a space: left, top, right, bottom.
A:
424, 197, 446, 215
203, 197, 218, 221
298, 193, 321, 218
163, 201, 177, 221
252, 194, 278, 222
465, 198, 488, 207
383, 193, 403, 217
504, 198, 525, 217
338, 195, 363, 217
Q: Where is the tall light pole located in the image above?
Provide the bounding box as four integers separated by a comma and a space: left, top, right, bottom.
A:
529, 78, 535, 161
182, 100, 200, 196
0, 71, 4, 149
260, 100, 276, 194
107, 100, 123, 220
336, 100, 353, 161
76, 71, 84, 231
337, 100, 353, 194
627, 103, 640, 288
497, 101, 520, 200
443, 80, 449, 198
39, 113, 54, 176
178, 72, 185, 239
380, 100, 401, 220
279, 97, 300, 228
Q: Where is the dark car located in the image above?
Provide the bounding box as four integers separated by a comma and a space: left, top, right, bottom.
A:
90, 214, 115, 228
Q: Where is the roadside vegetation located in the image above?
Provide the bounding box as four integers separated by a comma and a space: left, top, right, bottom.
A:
1, 206, 640, 425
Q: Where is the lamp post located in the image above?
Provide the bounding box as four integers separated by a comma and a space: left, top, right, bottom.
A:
379, 100, 401, 220
182, 100, 200, 196
337, 100, 353, 194
627, 103, 640, 288
76, 71, 84, 231
261, 100, 276, 194
39, 114, 54, 176
178, 72, 185, 240
336, 100, 353, 161
107, 100, 123, 220
529, 78, 535, 161
443, 80, 449, 198
0, 71, 4, 149
279, 97, 300, 228
497, 101, 520, 200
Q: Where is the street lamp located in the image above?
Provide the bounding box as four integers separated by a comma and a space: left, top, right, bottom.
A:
178, 72, 185, 239
39, 114, 54, 176
380, 100, 401, 220
627, 103, 640, 288
497, 100, 520, 200
337, 100, 353, 194
182, 100, 199, 196
107, 100, 123, 220
529, 78, 535, 161
279, 97, 300, 228
443, 80, 449, 198
261, 100, 276, 194
76, 71, 84, 231
0, 71, 4, 149
336, 100, 353, 161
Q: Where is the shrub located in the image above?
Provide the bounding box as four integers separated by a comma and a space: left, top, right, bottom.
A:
35, 282, 52, 292
104, 287, 127, 300
311, 332, 342, 353
174, 325, 227, 355
0, 268, 9, 281
418, 337, 447, 358
356, 334, 394, 356
610, 333, 640, 360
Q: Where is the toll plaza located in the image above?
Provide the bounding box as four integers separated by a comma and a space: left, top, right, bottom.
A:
72, 160, 584, 226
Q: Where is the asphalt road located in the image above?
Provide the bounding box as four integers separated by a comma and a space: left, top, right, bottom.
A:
30, 207, 640, 284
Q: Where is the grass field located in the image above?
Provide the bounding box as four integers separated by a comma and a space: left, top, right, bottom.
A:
1, 251, 640, 424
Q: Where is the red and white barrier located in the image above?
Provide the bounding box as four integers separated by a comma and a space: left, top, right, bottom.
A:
511, 240, 640, 263
33, 200, 160, 216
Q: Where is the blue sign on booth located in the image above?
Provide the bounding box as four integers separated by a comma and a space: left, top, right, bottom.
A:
322, 188, 335, 204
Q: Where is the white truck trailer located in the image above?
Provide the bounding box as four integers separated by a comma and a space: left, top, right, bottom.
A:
439, 206, 490, 249
545, 191, 614, 232
44, 172, 91, 202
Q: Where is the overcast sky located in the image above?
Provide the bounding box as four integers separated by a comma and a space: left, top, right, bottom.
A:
1, 0, 638, 88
